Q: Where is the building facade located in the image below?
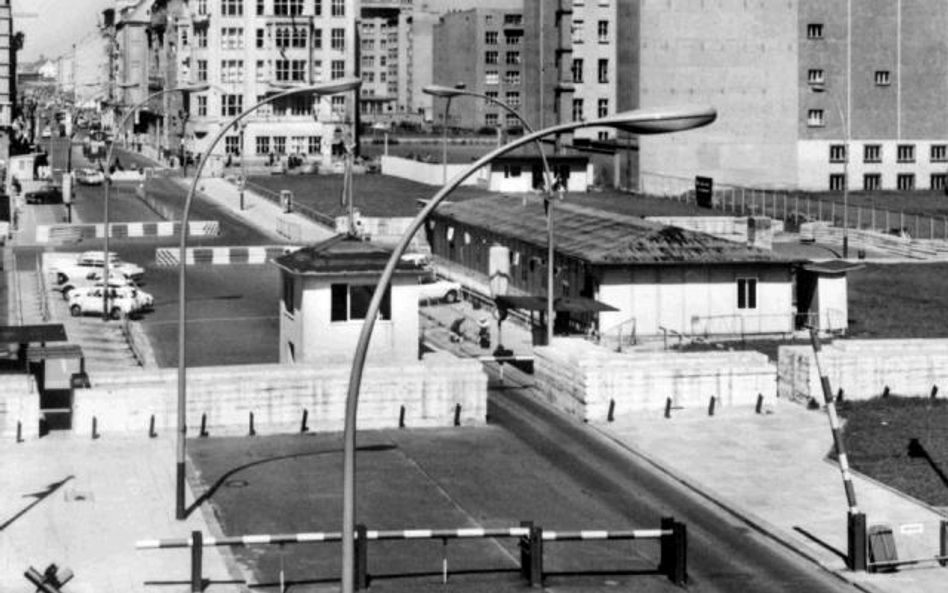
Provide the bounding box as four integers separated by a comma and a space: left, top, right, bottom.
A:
359, 0, 413, 120
432, 7, 524, 132
0, 0, 11, 165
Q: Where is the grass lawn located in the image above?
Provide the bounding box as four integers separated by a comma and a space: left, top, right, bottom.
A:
835, 397, 948, 508
846, 263, 948, 338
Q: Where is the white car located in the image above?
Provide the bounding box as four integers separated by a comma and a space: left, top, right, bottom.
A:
53, 251, 145, 285
68, 285, 148, 319
59, 271, 140, 301
417, 273, 461, 303
75, 168, 105, 185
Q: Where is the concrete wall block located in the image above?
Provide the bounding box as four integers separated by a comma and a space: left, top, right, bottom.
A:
0, 379, 40, 440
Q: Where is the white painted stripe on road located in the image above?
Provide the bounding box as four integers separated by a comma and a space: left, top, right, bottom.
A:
243, 535, 272, 544
403, 529, 433, 539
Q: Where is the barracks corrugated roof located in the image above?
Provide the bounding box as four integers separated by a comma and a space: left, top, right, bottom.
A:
273, 234, 423, 276
432, 194, 799, 266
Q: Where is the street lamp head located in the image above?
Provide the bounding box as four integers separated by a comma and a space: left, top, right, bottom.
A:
273, 77, 362, 95
592, 105, 717, 135
180, 83, 211, 93
423, 84, 469, 99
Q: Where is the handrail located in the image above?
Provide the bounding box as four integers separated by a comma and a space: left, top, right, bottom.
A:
658, 326, 686, 350
597, 317, 636, 351
121, 315, 145, 367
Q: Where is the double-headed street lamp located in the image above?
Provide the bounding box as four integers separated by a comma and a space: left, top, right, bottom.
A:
174, 77, 363, 520
100, 83, 209, 321
339, 104, 717, 593
423, 84, 558, 344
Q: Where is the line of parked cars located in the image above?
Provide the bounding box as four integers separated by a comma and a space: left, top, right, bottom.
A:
50, 251, 152, 320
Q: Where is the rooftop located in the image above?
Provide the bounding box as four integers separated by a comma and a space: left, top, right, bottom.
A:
434, 195, 799, 266
272, 234, 424, 276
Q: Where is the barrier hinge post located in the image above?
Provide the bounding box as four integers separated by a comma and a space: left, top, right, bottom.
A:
190, 530, 203, 593
940, 520, 947, 567
354, 523, 369, 590
529, 525, 544, 587
847, 512, 867, 572
519, 520, 532, 581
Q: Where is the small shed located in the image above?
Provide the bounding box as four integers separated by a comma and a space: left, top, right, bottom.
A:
485, 155, 591, 193
272, 235, 425, 364
797, 260, 863, 333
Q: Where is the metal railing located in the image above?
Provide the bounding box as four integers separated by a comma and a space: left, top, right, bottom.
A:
639, 171, 948, 241
35, 254, 50, 322
595, 317, 637, 351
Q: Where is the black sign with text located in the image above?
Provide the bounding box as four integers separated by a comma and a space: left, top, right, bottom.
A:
695, 176, 713, 208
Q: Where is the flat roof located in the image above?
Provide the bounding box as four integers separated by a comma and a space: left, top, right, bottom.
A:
0, 324, 68, 344
272, 234, 424, 276
433, 195, 799, 266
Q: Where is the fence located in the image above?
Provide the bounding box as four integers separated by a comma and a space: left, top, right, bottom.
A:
639, 172, 948, 241
137, 518, 687, 591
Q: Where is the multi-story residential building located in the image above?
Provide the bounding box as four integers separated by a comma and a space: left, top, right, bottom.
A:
432, 8, 524, 132
106, 0, 359, 170
359, 0, 413, 120
798, 0, 948, 192
0, 0, 11, 166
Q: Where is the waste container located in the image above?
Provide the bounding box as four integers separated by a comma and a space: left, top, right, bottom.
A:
867, 524, 898, 572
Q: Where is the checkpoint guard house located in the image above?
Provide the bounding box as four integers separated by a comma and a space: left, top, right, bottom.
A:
428, 195, 849, 340
273, 235, 423, 364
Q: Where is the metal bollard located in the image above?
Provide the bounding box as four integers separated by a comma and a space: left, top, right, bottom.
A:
836, 388, 844, 404
16, 420, 23, 443
940, 520, 948, 567
199, 413, 208, 438
248, 412, 256, 436
398, 405, 406, 429
660, 517, 688, 585
354, 523, 369, 590
519, 520, 533, 582
847, 511, 868, 572
300, 409, 309, 433
453, 403, 461, 427
707, 395, 716, 417
755, 393, 764, 415
607, 399, 615, 422
525, 525, 543, 587
92, 416, 99, 440
664, 397, 673, 419
148, 415, 157, 438
190, 531, 203, 593
932, 385, 939, 399
882, 385, 890, 398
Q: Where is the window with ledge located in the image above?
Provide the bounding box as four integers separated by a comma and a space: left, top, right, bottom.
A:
221, 27, 244, 49
331, 28, 345, 50
221, 0, 243, 16
875, 70, 890, 86
829, 173, 846, 191
829, 144, 846, 163
737, 278, 757, 310
598, 98, 608, 118
598, 59, 608, 83
931, 144, 947, 162
806, 109, 824, 127
221, 60, 244, 83
273, 0, 304, 16
331, 284, 391, 322
864, 145, 881, 163
196, 60, 208, 82
331, 60, 345, 79
863, 173, 881, 191
308, 136, 321, 155
571, 58, 583, 83
572, 98, 584, 122
485, 113, 498, 127
331, 0, 344, 17
485, 31, 498, 45
505, 113, 518, 129
897, 144, 915, 163
571, 19, 584, 43
485, 71, 499, 85
807, 69, 824, 85
485, 51, 498, 65
273, 136, 286, 154
505, 52, 521, 65
931, 173, 947, 191
256, 136, 270, 155
897, 173, 915, 191
221, 94, 243, 116
504, 70, 520, 85
505, 91, 520, 108
597, 20, 608, 43
807, 23, 823, 39
196, 95, 207, 117
224, 135, 240, 155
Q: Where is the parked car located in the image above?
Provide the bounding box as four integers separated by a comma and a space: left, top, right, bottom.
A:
417, 273, 461, 303
75, 168, 105, 185
24, 184, 62, 204
68, 285, 148, 319
40, 126, 52, 139
51, 251, 145, 285
59, 270, 139, 300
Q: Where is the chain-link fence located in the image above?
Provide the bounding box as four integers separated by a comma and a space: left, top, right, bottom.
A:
639, 172, 948, 241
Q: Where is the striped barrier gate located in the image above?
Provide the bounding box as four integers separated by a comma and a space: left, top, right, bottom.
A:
35, 221, 220, 243
154, 245, 298, 266
137, 518, 687, 591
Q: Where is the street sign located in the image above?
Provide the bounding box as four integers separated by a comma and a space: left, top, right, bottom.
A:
695, 176, 713, 208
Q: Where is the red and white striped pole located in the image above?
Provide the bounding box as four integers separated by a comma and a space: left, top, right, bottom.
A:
808, 328, 867, 571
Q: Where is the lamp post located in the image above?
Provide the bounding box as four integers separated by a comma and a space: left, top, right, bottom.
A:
432, 82, 466, 185
812, 84, 849, 258
423, 84, 557, 344
174, 78, 362, 520
101, 83, 209, 321
338, 105, 717, 593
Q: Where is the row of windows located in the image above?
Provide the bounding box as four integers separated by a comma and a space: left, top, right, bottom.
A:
484, 71, 522, 85
571, 20, 610, 44
484, 31, 523, 45
195, 57, 346, 85
481, 14, 522, 26
571, 58, 610, 84
213, 27, 344, 51
214, 0, 345, 17
484, 51, 521, 65
828, 173, 948, 191
571, 98, 610, 121
252, 135, 322, 156
807, 69, 890, 87
824, 143, 948, 164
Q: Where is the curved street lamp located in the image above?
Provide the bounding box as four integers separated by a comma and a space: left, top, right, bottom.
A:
424, 84, 559, 344
339, 104, 717, 593
175, 77, 363, 520
101, 82, 209, 321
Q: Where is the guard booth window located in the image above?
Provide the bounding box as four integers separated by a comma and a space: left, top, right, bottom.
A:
737, 277, 757, 310
331, 284, 391, 321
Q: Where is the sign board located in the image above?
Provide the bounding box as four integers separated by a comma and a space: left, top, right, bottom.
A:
695, 176, 713, 208
488, 244, 510, 297
62, 173, 72, 205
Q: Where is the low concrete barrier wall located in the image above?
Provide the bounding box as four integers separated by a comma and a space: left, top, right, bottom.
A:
778, 339, 948, 403
36, 221, 221, 243
154, 245, 297, 266
534, 338, 775, 422
799, 223, 948, 260
0, 375, 39, 440
381, 155, 486, 187
335, 214, 430, 251
73, 354, 487, 436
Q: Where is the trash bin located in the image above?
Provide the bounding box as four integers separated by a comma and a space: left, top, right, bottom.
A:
867, 524, 898, 572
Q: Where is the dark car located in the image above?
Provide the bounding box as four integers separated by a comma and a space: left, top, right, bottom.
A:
25, 185, 62, 204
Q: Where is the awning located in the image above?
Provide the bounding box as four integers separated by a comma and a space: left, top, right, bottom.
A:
495, 295, 617, 314
0, 324, 67, 343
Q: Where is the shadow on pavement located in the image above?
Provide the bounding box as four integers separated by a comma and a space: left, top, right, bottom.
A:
0, 475, 74, 531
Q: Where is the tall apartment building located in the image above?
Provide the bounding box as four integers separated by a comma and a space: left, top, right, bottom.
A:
0, 0, 11, 165
359, 0, 413, 120
798, 0, 948, 192
106, 0, 359, 168
432, 8, 524, 131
